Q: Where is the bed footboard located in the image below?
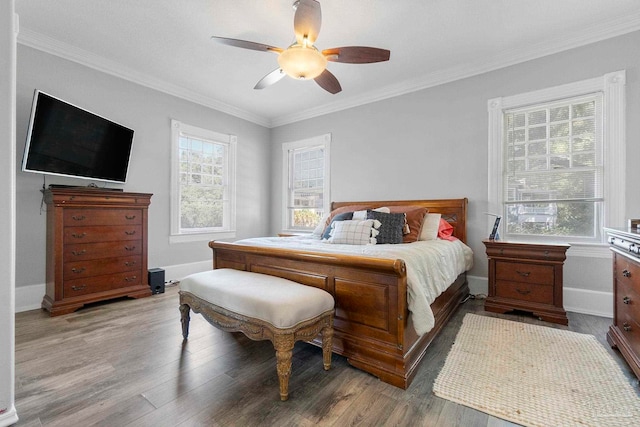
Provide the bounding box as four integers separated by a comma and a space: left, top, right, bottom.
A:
208, 241, 468, 388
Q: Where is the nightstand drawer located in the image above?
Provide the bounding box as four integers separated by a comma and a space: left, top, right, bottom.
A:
495, 281, 553, 305
495, 261, 554, 285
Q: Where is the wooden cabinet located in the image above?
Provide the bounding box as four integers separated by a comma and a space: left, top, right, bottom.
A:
42, 188, 153, 316
483, 240, 569, 325
605, 227, 640, 380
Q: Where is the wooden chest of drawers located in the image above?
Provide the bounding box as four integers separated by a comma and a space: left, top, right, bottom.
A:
42, 188, 153, 316
605, 227, 640, 380
484, 240, 569, 325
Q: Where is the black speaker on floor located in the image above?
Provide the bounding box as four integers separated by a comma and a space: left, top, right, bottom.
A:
148, 268, 165, 294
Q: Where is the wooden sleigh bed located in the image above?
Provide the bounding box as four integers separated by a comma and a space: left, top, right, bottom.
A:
208, 198, 470, 389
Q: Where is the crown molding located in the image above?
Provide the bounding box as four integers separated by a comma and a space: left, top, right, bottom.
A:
271, 14, 640, 127
16, 13, 640, 129
17, 28, 272, 128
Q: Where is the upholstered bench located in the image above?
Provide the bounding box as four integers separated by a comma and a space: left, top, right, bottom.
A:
178, 268, 335, 401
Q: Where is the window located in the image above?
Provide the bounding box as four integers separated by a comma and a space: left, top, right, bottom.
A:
282, 134, 331, 231
170, 119, 236, 243
488, 71, 625, 247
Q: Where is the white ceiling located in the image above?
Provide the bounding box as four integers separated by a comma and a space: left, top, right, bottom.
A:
15, 0, 640, 127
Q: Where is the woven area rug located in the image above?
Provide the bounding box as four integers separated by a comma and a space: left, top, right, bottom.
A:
433, 313, 640, 427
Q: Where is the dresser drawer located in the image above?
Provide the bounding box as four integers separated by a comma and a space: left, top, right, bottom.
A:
495, 261, 554, 285
64, 255, 141, 279
64, 209, 142, 226
63, 225, 142, 243
614, 254, 640, 287
616, 278, 640, 324
495, 281, 553, 304
63, 270, 143, 298
64, 240, 142, 261
616, 311, 640, 357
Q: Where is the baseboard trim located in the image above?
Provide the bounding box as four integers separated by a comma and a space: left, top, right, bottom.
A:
563, 287, 613, 318
0, 407, 19, 427
15, 260, 213, 313
16, 266, 615, 319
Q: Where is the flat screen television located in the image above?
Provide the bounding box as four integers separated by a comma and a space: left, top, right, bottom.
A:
21, 90, 134, 184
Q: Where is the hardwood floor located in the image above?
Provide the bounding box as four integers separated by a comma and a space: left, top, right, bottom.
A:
13, 285, 639, 427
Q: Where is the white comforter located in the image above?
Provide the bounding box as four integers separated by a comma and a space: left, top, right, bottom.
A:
232, 235, 474, 336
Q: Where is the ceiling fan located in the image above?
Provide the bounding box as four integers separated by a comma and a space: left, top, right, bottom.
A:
212, 0, 390, 94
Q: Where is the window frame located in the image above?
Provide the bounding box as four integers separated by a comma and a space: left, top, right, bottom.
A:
281, 133, 331, 233
488, 70, 625, 256
170, 119, 237, 244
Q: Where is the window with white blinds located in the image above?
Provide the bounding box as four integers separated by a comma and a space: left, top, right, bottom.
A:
170, 120, 236, 243
282, 134, 331, 231
488, 71, 626, 247
503, 95, 603, 239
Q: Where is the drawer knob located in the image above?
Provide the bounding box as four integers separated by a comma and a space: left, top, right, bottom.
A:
516, 289, 531, 295
72, 215, 86, 221
71, 267, 86, 274
71, 285, 87, 291
125, 276, 137, 282
71, 249, 87, 256
623, 269, 631, 278
125, 261, 137, 267
516, 271, 531, 277
623, 296, 631, 305
125, 215, 136, 220
124, 245, 136, 251
623, 322, 632, 332
72, 232, 87, 239
125, 230, 136, 236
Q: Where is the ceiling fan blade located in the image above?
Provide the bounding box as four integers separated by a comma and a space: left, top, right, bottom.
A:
294, 0, 321, 45
211, 36, 283, 54
314, 69, 341, 94
254, 68, 286, 90
322, 47, 390, 64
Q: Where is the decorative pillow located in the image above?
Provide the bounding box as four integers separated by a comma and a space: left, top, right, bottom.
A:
321, 204, 375, 237
328, 219, 381, 245
322, 211, 353, 240
387, 206, 429, 243
311, 212, 330, 237
366, 210, 405, 244
438, 218, 458, 241
419, 213, 441, 241
352, 206, 390, 220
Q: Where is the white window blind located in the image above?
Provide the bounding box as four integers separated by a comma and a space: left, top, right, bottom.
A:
503, 94, 603, 239
282, 134, 331, 231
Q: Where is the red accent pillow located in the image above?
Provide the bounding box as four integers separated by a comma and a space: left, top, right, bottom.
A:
438, 219, 458, 241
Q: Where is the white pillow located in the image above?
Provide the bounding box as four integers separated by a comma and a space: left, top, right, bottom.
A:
419, 213, 441, 241
328, 219, 381, 245
352, 206, 390, 220
312, 213, 330, 237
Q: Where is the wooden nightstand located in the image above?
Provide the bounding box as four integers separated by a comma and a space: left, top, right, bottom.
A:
483, 240, 569, 325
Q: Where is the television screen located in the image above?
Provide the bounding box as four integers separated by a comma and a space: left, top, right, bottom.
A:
21, 90, 134, 184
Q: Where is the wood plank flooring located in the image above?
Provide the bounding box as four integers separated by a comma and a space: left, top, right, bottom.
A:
13, 285, 639, 426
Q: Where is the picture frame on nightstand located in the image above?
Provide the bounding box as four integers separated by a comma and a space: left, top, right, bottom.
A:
489, 216, 501, 240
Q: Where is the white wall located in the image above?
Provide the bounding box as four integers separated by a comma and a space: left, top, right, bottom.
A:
270, 31, 640, 315
15, 46, 273, 307
0, 1, 19, 425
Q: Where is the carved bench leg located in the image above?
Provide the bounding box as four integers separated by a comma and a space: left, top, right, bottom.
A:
179, 303, 191, 339
273, 334, 295, 401
322, 323, 333, 371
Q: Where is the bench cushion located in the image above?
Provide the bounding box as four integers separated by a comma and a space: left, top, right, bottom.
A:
180, 269, 335, 328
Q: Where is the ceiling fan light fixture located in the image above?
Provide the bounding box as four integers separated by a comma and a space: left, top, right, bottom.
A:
277, 43, 327, 80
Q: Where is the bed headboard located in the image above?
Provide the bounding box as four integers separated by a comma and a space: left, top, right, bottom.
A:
330, 198, 468, 244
